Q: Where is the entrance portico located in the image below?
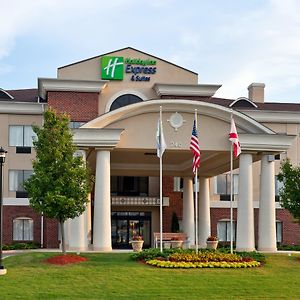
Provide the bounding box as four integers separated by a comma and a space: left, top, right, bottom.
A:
70, 99, 294, 251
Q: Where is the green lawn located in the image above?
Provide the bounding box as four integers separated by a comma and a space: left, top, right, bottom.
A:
0, 252, 299, 299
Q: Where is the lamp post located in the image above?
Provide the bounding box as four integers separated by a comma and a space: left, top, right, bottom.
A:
0, 147, 7, 275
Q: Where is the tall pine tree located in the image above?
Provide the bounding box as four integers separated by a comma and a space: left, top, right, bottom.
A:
24, 109, 91, 254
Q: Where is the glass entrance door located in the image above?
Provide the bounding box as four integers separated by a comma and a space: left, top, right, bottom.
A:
111, 212, 151, 249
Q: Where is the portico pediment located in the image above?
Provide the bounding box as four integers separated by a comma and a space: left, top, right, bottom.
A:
77, 99, 295, 177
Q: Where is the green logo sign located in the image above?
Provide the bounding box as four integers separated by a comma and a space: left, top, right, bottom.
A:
101, 56, 124, 80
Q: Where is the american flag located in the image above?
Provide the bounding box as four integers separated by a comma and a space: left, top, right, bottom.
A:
190, 119, 200, 173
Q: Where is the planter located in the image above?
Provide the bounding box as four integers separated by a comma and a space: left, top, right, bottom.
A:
131, 240, 144, 252
171, 240, 183, 248
206, 240, 218, 250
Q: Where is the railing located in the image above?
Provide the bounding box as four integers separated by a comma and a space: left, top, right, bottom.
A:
111, 196, 160, 206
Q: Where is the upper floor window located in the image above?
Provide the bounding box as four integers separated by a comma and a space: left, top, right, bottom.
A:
110, 94, 143, 111
9, 125, 36, 147
9, 170, 33, 198
13, 217, 33, 241
111, 176, 148, 196
214, 174, 239, 201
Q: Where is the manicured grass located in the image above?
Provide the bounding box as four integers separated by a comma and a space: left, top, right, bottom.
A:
0, 252, 299, 299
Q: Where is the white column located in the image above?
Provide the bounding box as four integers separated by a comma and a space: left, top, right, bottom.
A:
183, 177, 195, 246
258, 155, 277, 251
198, 177, 211, 248
93, 150, 112, 251
236, 153, 255, 251
69, 149, 89, 251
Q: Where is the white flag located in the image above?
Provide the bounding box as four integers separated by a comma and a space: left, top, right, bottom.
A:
156, 117, 166, 158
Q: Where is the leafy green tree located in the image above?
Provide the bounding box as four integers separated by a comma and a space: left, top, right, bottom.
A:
24, 109, 91, 254
277, 159, 300, 224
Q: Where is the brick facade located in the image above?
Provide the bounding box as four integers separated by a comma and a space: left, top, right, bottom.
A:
162, 177, 182, 232
3, 206, 58, 248
48, 91, 99, 122
161, 176, 300, 246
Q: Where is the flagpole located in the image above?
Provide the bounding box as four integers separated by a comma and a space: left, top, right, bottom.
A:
195, 109, 199, 254
159, 106, 163, 253
230, 110, 233, 254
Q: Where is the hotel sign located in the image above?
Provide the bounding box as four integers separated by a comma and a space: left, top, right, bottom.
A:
101, 56, 157, 82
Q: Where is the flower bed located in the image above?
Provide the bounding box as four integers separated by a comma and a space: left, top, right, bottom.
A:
45, 254, 87, 265
131, 248, 263, 269
146, 259, 260, 268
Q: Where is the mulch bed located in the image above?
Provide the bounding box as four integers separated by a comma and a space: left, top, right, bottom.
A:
45, 254, 88, 265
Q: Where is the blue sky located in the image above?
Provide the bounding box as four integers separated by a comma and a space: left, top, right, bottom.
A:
1, 0, 300, 102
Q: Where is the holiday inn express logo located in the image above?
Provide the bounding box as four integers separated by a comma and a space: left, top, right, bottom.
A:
101, 56, 124, 80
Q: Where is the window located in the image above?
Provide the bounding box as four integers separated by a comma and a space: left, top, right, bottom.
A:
173, 177, 183, 192
13, 217, 33, 241
111, 176, 148, 196
217, 220, 236, 242
110, 94, 143, 111
275, 176, 283, 202
276, 221, 283, 243
9, 125, 36, 147
214, 174, 239, 200
9, 170, 33, 197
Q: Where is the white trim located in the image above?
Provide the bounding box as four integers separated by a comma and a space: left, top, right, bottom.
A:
72, 128, 123, 148
153, 83, 222, 97
0, 101, 44, 115
243, 110, 300, 124
83, 99, 274, 135
3, 198, 29, 206
38, 78, 108, 99
239, 133, 295, 152
105, 89, 147, 113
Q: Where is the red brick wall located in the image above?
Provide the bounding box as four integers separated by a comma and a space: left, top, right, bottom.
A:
3, 206, 58, 248
210, 207, 300, 246
276, 209, 300, 245
162, 177, 182, 232
48, 91, 99, 122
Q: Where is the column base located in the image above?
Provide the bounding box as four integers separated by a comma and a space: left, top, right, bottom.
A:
0, 269, 7, 275
93, 246, 112, 252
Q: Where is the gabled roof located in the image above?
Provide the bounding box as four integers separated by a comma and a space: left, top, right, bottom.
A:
5, 89, 38, 102
57, 46, 198, 75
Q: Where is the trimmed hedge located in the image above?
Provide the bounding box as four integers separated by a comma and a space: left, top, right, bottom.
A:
2, 242, 40, 250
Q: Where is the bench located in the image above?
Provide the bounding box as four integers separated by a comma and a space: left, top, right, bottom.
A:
153, 232, 189, 249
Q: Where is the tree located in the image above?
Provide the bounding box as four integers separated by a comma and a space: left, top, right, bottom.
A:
277, 159, 300, 224
24, 109, 91, 254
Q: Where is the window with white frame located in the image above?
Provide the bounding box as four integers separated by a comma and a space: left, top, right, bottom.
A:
276, 221, 283, 243
13, 217, 33, 241
9, 125, 36, 147
214, 174, 239, 200
217, 219, 236, 242
9, 170, 33, 192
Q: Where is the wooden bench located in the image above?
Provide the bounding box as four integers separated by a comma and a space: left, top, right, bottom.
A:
153, 232, 189, 249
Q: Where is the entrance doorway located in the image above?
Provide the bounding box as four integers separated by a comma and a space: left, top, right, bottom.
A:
111, 211, 151, 249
